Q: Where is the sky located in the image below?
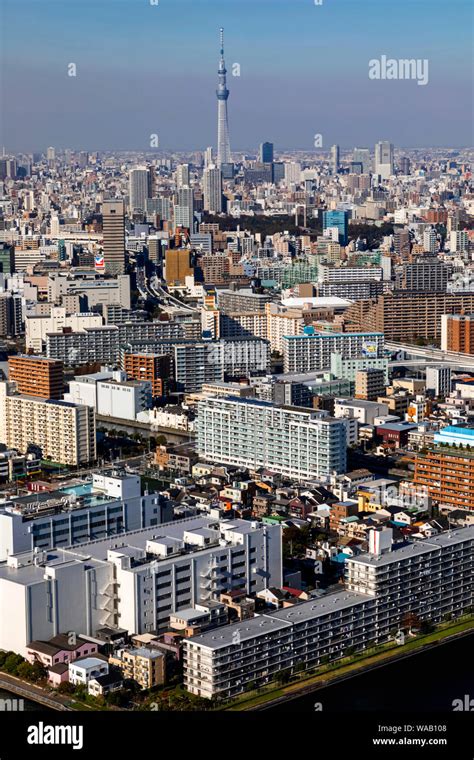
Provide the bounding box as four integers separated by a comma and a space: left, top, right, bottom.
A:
0, 0, 473, 152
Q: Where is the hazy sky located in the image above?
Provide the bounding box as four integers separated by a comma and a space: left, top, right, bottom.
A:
0, 0, 472, 152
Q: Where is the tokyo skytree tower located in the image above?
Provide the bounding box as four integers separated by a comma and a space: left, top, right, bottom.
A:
216, 27, 231, 167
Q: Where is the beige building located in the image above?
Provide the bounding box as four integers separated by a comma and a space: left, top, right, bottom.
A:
265, 303, 305, 353
25, 307, 103, 352
110, 647, 165, 690
0, 383, 96, 465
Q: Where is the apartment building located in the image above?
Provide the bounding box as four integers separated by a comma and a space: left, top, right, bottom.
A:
0, 516, 282, 656
414, 447, 474, 510
330, 353, 389, 383
217, 290, 274, 314
46, 326, 120, 366
282, 329, 384, 374
8, 355, 64, 399
26, 308, 103, 352
122, 353, 173, 397
0, 471, 172, 561
441, 314, 474, 354
344, 292, 474, 342
355, 368, 386, 401
196, 396, 347, 479
0, 382, 95, 466
110, 647, 165, 689
184, 525, 474, 699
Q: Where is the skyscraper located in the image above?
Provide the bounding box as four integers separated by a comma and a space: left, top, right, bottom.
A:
353, 147, 372, 174
102, 200, 125, 275
259, 142, 274, 163
203, 166, 223, 213
216, 28, 231, 167
129, 166, 152, 212
374, 141, 394, 179
176, 164, 190, 188
330, 145, 340, 174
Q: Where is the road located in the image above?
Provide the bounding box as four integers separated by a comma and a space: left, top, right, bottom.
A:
386, 341, 474, 369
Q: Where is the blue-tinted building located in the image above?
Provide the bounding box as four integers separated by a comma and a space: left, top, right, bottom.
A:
323, 210, 349, 245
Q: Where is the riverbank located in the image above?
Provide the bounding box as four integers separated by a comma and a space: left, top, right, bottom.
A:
0, 673, 71, 711
224, 616, 474, 712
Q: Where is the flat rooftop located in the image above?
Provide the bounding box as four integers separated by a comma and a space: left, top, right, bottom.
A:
187, 590, 372, 651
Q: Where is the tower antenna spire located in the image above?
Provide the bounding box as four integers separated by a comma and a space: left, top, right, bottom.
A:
216, 27, 231, 167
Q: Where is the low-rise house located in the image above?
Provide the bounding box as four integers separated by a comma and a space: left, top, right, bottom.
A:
109, 647, 165, 690
26, 634, 98, 668
69, 656, 109, 687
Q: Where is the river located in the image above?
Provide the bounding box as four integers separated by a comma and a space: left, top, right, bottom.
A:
265, 632, 474, 712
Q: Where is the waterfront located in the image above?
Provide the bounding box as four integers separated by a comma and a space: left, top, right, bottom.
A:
0, 688, 49, 711
266, 633, 474, 712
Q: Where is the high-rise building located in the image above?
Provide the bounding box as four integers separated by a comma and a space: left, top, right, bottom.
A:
259, 142, 274, 164
176, 164, 190, 188
330, 144, 340, 174
197, 396, 348, 479
0, 243, 15, 274
174, 186, 194, 230
46, 146, 55, 164
102, 200, 125, 275
353, 147, 371, 174
129, 166, 152, 212
216, 28, 231, 167
425, 366, 452, 397
423, 227, 437, 253
282, 330, 384, 374
204, 147, 213, 168
441, 314, 474, 353
374, 141, 394, 179
284, 162, 302, 185
323, 210, 349, 245
9, 355, 64, 399
123, 353, 172, 398
203, 165, 223, 213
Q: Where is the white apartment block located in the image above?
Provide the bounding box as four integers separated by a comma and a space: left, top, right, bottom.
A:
184, 525, 474, 699
196, 396, 347, 479
26, 307, 103, 352
0, 516, 282, 656
318, 265, 383, 283
0, 382, 96, 466
0, 471, 173, 561
282, 331, 385, 374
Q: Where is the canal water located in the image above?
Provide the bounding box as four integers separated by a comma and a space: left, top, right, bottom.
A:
0, 688, 51, 711
266, 633, 474, 712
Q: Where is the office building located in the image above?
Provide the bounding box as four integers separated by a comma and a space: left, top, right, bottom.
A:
197, 396, 347, 479
353, 147, 371, 174
330, 144, 340, 173
176, 164, 190, 188
165, 249, 193, 285
259, 142, 274, 164
0, 516, 282, 655
0, 293, 22, 337
374, 141, 394, 179
323, 210, 349, 246
102, 200, 126, 275
0, 382, 96, 466
0, 243, 15, 274
47, 272, 131, 310
8, 355, 64, 399
282, 329, 384, 374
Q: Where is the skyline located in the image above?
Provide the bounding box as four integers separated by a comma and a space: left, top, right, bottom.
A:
0, 0, 473, 152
